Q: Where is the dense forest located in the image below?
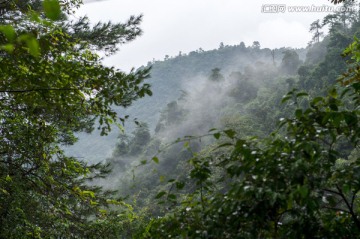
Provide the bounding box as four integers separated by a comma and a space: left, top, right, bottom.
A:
69, 40, 307, 162
2, 0, 360, 238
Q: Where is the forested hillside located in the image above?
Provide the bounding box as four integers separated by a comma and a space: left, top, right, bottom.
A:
2, 0, 360, 238
101, 0, 360, 237
70, 43, 307, 162
0, 0, 152, 237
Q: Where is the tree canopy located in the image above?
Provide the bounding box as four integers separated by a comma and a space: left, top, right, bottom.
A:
100, 1, 360, 237
0, 0, 151, 237
143, 17, 360, 238
2, 0, 360, 238
331, 0, 354, 4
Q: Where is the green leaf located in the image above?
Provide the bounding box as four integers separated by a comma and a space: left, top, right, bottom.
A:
152, 156, 159, 164
168, 194, 177, 200
224, 129, 236, 139
213, 132, 221, 139
65, 208, 73, 215
344, 112, 357, 127
175, 181, 185, 190
329, 88, 337, 98
332, 113, 343, 127
25, 37, 40, 57
106, 199, 122, 205
155, 191, 166, 199
82, 190, 95, 198
0, 44, 14, 53
99, 209, 107, 215
0, 25, 16, 42
43, 0, 61, 21
298, 186, 309, 198
321, 113, 331, 125
29, 11, 41, 23
296, 92, 308, 98
312, 97, 324, 106
215, 142, 233, 149
281, 95, 292, 103
5, 175, 12, 182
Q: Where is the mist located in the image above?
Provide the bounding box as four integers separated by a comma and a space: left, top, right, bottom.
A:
96, 43, 304, 196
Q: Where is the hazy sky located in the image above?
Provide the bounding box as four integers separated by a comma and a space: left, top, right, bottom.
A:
77, 0, 334, 71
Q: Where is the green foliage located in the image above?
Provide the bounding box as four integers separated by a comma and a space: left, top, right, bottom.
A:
137, 2, 360, 237
280, 50, 302, 75
228, 71, 258, 103
57, 1, 360, 238
155, 100, 188, 133
103, 24, 306, 236
299, 5, 360, 93
110, 123, 151, 161
43, 0, 61, 20
0, 0, 151, 238
146, 54, 360, 239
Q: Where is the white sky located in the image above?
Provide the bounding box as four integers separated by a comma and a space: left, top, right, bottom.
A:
77, 0, 335, 71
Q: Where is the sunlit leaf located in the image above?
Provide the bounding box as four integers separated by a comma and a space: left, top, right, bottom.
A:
43, 0, 61, 20
152, 156, 159, 164
0, 25, 16, 42
0, 44, 14, 53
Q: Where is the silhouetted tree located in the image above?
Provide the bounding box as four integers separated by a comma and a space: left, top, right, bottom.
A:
310, 19, 323, 43
252, 41, 261, 49
280, 50, 302, 75
209, 68, 225, 82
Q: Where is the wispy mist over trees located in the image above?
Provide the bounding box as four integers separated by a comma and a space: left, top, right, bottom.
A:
102, 0, 360, 237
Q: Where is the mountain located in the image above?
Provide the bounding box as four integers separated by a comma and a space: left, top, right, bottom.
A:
66, 42, 307, 163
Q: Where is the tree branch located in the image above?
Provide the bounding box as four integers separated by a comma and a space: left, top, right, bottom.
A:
336, 185, 360, 230
322, 205, 350, 214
